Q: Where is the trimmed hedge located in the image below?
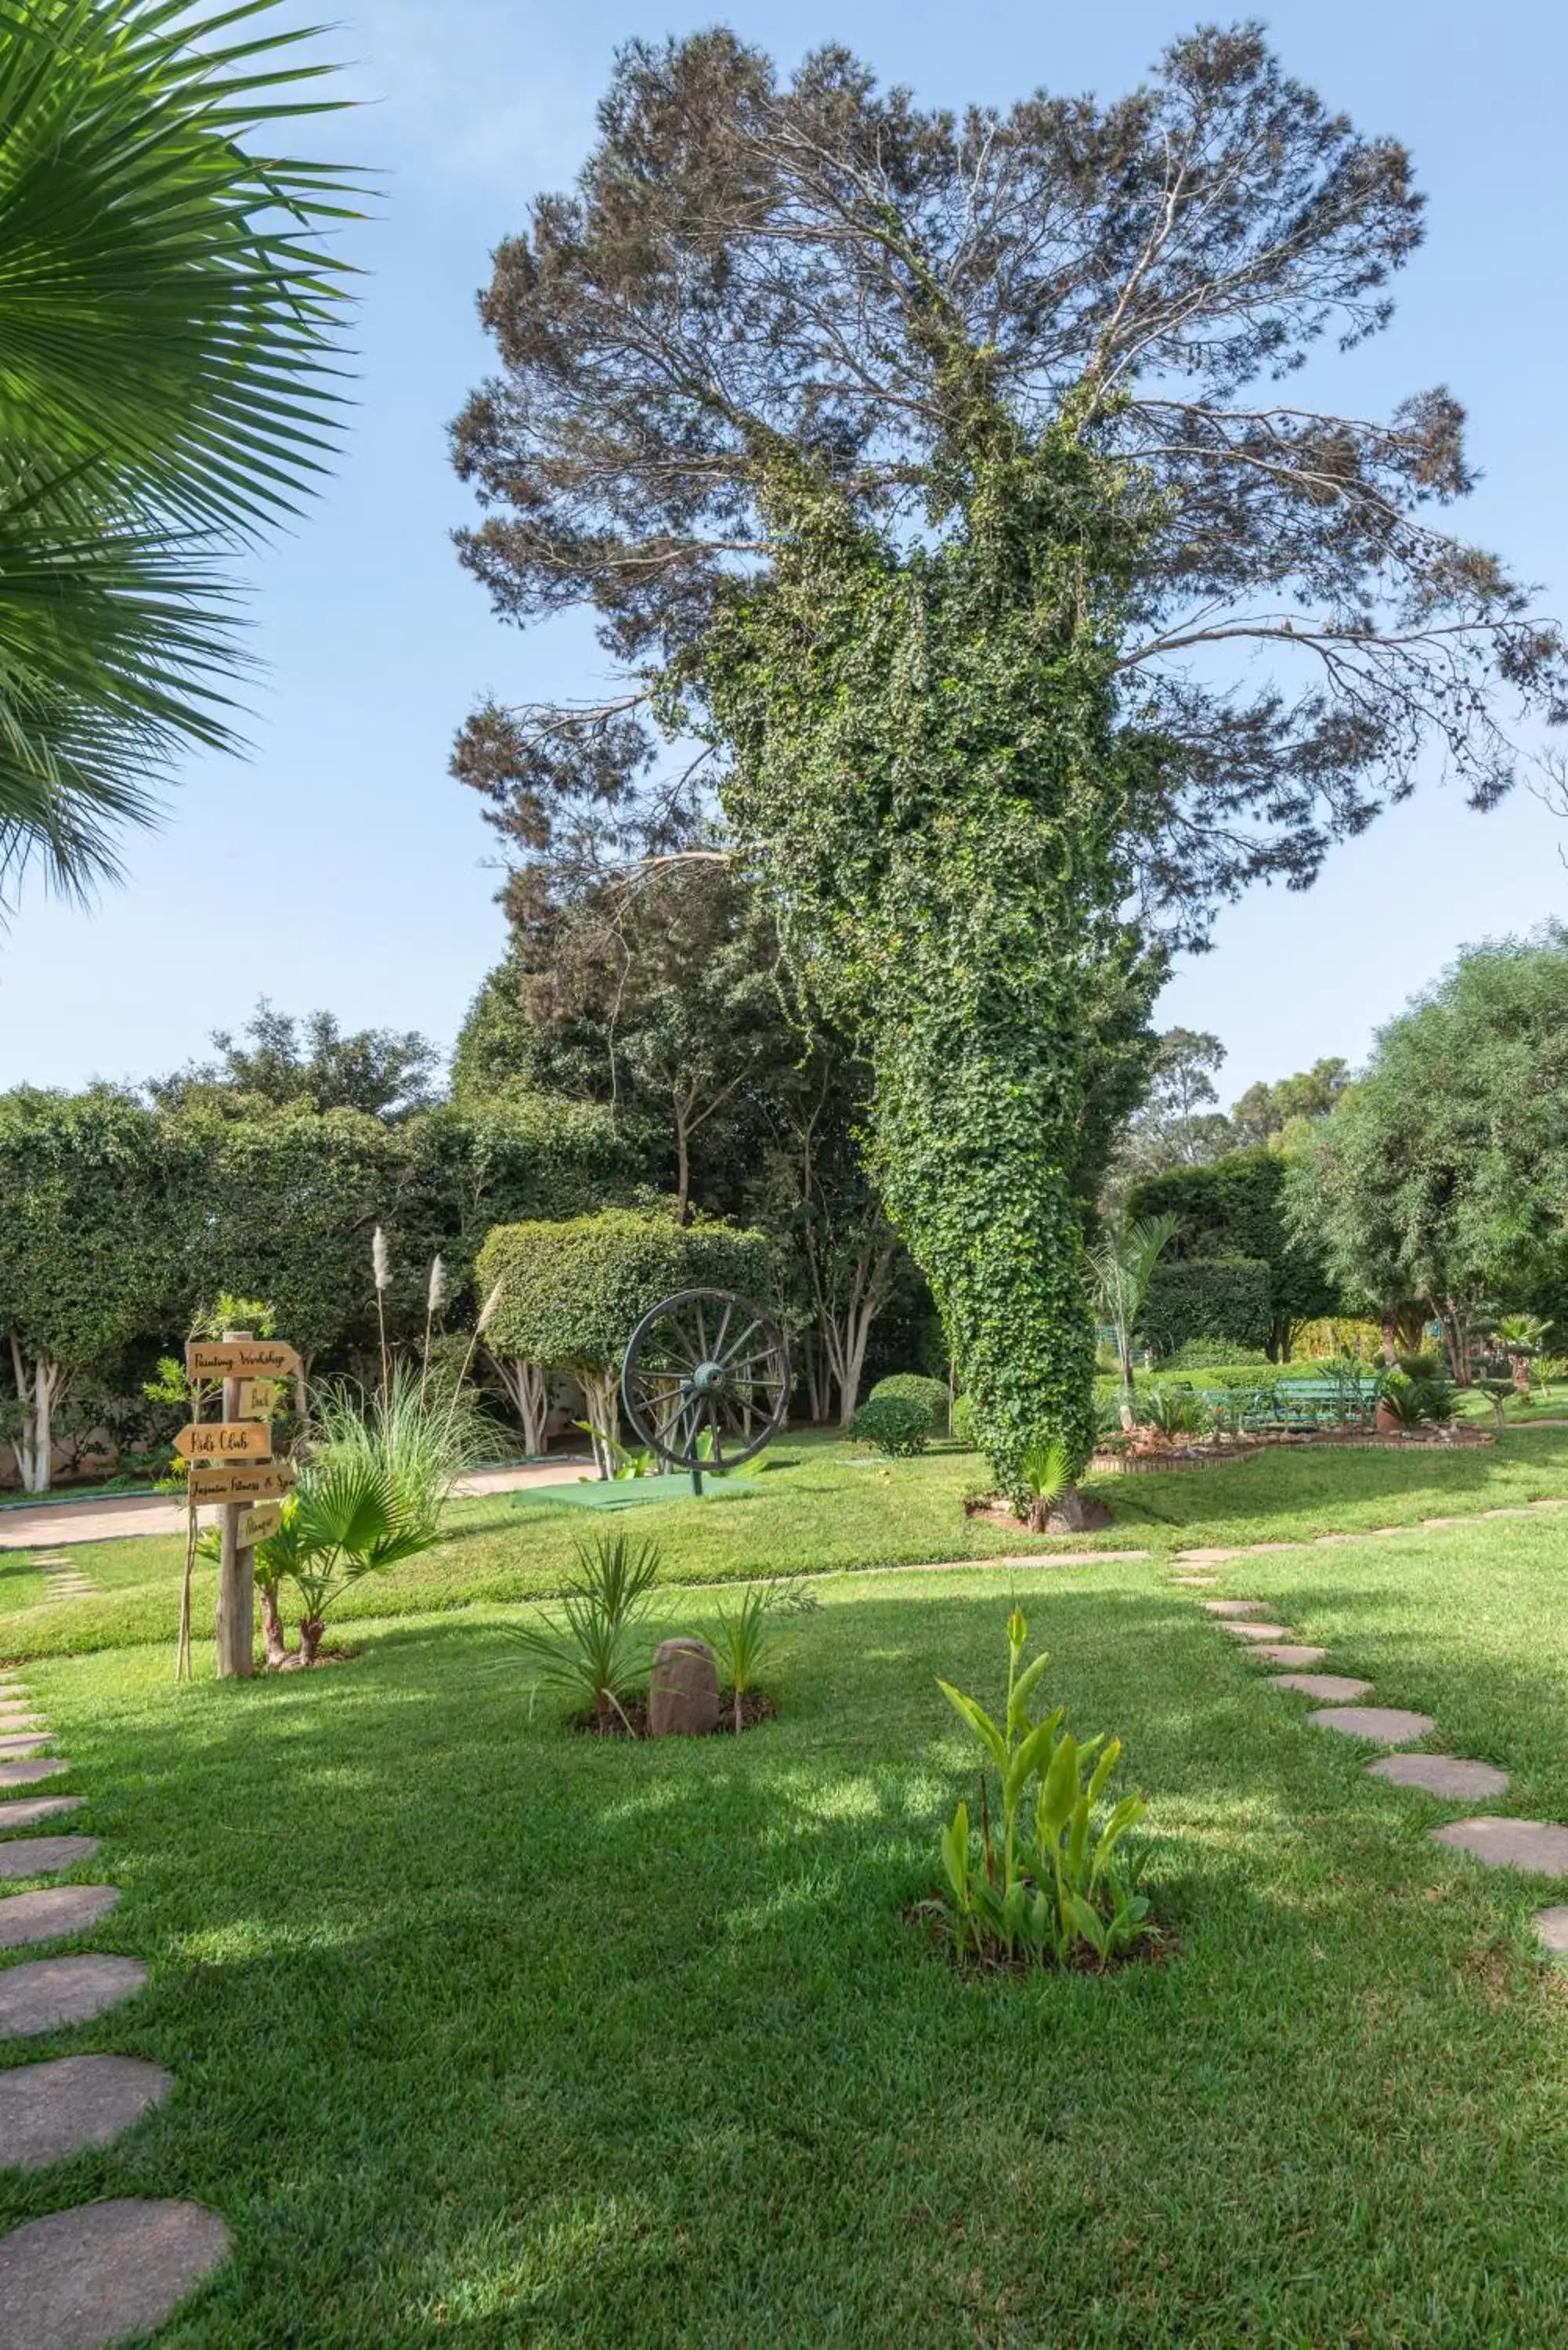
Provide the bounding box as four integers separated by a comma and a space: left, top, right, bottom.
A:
477, 1209, 774, 1372
1141, 1256, 1272, 1356
849, 1395, 930, 1456
867, 1372, 949, 1436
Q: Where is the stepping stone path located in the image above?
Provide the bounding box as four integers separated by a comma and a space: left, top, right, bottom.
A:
0, 1954, 147, 2039
1369, 1754, 1510, 1799
0, 1668, 234, 2341
1272, 1673, 1372, 1701
1309, 1705, 1436, 1744
30, 1550, 100, 1605
1202, 1598, 1269, 1617
0, 1831, 97, 1879
0, 2053, 172, 2170
0, 2199, 231, 2349
1219, 1621, 1292, 1642
1248, 1644, 1328, 1667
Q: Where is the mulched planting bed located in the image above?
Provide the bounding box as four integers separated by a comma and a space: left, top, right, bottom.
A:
569, 1692, 777, 1738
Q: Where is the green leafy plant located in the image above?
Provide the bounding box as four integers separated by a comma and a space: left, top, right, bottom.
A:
500, 1531, 662, 1733
258, 1455, 444, 1665
705, 1576, 818, 1731
848, 1395, 930, 1456
934, 1609, 1153, 1970
867, 1373, 948, 1436
1378, 1372, 1456, 1432
950, 1394, 976, 1448
1090, 1215, 1180, 1406
574, 1421, 657, 1479
1139, 1386, 1214, 1443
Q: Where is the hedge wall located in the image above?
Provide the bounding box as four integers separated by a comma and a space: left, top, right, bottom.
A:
1140, 1256, 1273, 1356
1126, 1150, 1339, 1357
477, 1208, 774, 1372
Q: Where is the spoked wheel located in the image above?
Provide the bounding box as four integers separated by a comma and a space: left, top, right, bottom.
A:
620, 1287, 791, 1488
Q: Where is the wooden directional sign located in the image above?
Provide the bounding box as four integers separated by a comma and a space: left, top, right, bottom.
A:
189, 1462, 294, 1503
186, 1339, 301, 1381
237, 1379, 280, 1421
237, 1501, 283, 1547
174, 1420, 273, 1464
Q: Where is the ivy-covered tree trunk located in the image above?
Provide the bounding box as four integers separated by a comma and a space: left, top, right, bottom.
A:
703, 417, 1162, 1506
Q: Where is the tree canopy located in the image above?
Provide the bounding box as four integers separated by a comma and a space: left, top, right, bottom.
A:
1287, 930, 1568, 1372
154, 1002, 443, 1123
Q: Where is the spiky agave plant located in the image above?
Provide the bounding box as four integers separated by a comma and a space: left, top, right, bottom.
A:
500, 1531, 663, 1734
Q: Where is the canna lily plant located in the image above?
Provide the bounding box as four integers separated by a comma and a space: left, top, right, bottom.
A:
934, 1608, 1154, 1969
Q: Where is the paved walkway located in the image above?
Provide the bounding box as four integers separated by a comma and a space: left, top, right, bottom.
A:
0, 1459, 595, 1552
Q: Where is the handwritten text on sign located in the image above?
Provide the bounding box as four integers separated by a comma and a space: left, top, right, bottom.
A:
186, 1340, 301, 1380
174, 1421, 273, 1463
237, 1501, 284, 1546
188, 1463, 294, 1502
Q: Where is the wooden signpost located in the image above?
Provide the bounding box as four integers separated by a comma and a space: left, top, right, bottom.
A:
179, 1329, 297, 1681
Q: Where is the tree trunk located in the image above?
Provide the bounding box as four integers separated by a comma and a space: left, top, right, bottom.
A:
580, 1366, 620, 1477
674, 1101, 692, 1226
7, 1340, 63, 1495
492, 1355, 551, 1455
298, 1615, 323, 1665
1380, 1314, 1399, 1366
259, 1579, 289, 1668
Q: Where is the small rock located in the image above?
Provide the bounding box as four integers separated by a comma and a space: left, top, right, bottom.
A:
0, 2198, 230, 2346
649, 1639, 721, 1737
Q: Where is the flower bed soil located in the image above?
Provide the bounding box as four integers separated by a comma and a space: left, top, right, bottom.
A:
569, 1692, 777, 1739
1090, 1425, 1494, 1474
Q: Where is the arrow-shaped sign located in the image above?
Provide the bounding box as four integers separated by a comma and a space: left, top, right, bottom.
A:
186, 1340, 301, 1380
189, 1463, 294, 1502
174, 1421, 273, 1463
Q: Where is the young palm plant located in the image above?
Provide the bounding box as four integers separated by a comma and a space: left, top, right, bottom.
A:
1089, 1216, 1179, 1419
500, 1532, 663, 1734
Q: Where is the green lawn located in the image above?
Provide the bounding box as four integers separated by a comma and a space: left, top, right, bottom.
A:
7, 1425, 1568, 1666
2, 1515, 1567, 2345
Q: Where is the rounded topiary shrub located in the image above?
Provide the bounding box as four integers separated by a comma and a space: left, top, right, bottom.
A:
867, 1372, 948, 1436
849, 1395, 930, 1456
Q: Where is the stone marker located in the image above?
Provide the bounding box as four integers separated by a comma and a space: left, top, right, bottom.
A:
0, 2197, 231, 2348
0, 1954, 147, 2039
0, 1734, 50, 1757
1534, 1905, 1568, 1957
1308, 1705, 1436, 1744
0, 2053, 172, 2169
0, 1759, 67, 1789
1368, 1754, 1510, 1800
0, 1795, 83, 1831
649, 1638, 721, 1737
1270, 1673, 1373, 1701
0, 1883, 118, 1949
1431, 1817, 1568, 1874
0, 1833, 98, 1879
1219, 1621, 1292, 1641
1203, 1599, 1270, 1617
1248, 1644, 1328, 1667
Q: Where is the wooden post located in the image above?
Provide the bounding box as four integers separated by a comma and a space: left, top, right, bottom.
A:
214, 1329, 255, 1679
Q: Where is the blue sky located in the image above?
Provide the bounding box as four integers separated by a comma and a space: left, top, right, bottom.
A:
5, 0, 1564, 1103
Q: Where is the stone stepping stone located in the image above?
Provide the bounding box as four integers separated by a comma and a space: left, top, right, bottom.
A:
1534, 1905, 1568, 1958
0, 1883, 118, 1949
1309, 1705, 1436, 1744
0, 1714, 47, 1734
0, 2053, 171, 2170
0, 1954, 148, 2040
1368, 1754, 1510, 1800
1203, 1599, 1270, 1616
0, 1759, 67, 1789
1249, 1644, 1328, 1666
0, 1795, 83, 1830
1173, 1575, 1219, 1587
0, 1834, 97, 1879
1219, 1621, 1293, 1642
0, 2198, 231, 2348
1271, 1672, 1373, 1701
1431, 1817, 1568, 1875
0, 1734, 51, 1757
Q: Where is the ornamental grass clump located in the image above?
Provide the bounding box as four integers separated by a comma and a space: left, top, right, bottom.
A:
931, 1608, 1154, 1972
500, 1531, 662, 1734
